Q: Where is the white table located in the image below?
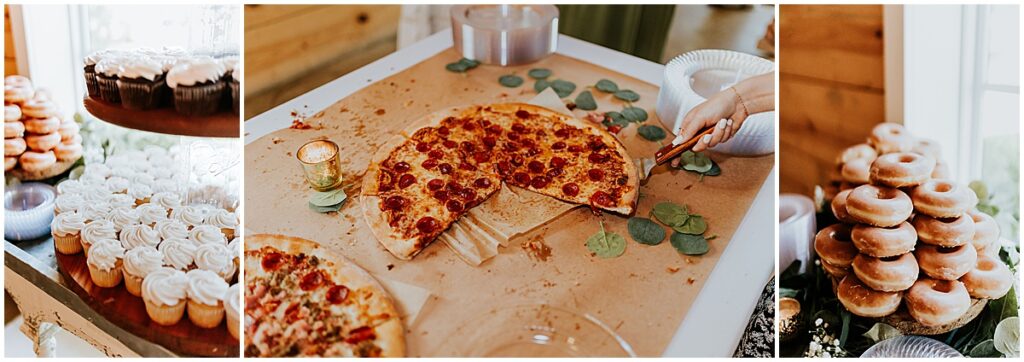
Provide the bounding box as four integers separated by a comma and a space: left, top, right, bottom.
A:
245, 29, 776, 357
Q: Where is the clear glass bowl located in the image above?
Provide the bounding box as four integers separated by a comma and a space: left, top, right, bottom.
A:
861, 336, 963, 358
436, 304, 636, 357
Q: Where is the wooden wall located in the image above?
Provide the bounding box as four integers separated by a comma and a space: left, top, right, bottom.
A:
244, 5, 401, 120
5, 5, 18, 76
779, 5, 887, 195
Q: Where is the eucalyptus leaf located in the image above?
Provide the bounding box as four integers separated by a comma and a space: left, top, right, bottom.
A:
586, 230, 626, 258
551, 80, 576, 98
994, 317, 1020, 357
614, 89, 640, 102
534, 79, 551, 93
627, 217, 665, 245
499, 74, 524, 88
527, 68, 552, 79
672, 215, 707, 235
309, 200, 345, 213
969, 340, 1002, 358
704, 161, 722, 176
679, 151, 713, 173
575, 91, 598, 110
459, 58, 480, 68
621, 106, 648, 122
310, 188, 348, 207
638, 125, 667, 141
595, 79, 619, 93
670, 232, 708, 255
652, 202, 689, 226
602, 111, 628, 127
445, 62, 469, 73
977, 203, 999, 216
969, 180, 990, 202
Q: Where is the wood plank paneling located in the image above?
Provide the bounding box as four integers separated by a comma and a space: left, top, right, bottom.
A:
779, 5, 887, 195
5, 5, 18, 76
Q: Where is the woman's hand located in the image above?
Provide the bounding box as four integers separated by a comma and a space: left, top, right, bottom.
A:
674, 89, 746, 153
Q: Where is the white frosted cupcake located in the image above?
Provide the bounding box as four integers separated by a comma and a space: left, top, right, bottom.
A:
54, 193, 85, 215
122, 246, 163, 297
105, 207, 140, 233
82, 163, 112, 179
189, 224, 227, 246
80, 202, 113, 223
87, 239, 125, 288
194, 243, 235, 282
136, 203, 168, 227
119, 223, 160, 250
132, 173, 156, 187
128, 183, 153, 205
226, 237, 240, 272
171, 205, 205, 229
224, 283, 240, 340
51, 212, 86, 254
56, 179, 87, 195
185, 269, 228, 328
82, 187, 112, 202
105, 176, 131, 194
155, 219, 189, 240
78, 173, 108, 188
81, 219, 117, 256
150, 192, 182, 215
160, 237, 197, 271
142, 267, 188, 326
205, 209, 237, 240
106, 193, 136, 209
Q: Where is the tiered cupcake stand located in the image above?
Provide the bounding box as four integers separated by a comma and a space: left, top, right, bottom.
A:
5, 102, 239, 357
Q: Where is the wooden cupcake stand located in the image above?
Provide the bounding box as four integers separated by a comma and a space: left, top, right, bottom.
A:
5, 100, 239, 357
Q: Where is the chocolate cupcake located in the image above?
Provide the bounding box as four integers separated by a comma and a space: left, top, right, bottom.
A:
167, 59, 226, 116
229, 68, 239, 115
95, 57, 124, 103
219, 56, 238, 113
116, 57, 166, 110
83, 51, 103, 99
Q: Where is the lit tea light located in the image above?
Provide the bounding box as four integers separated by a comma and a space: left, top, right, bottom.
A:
296, 140, 344, 191
778, 297, 802, 341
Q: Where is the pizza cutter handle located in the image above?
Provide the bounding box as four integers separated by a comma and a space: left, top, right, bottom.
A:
654, 126, 717, 165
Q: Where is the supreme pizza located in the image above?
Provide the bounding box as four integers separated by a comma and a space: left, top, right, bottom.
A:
244, 234, 404, 357
361, 103, 639, 260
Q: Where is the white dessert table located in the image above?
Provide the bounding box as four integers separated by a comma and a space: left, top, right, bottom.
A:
245, 29, 776, 357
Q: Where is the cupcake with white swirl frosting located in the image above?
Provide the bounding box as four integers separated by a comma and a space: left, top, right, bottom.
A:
224, 283, 240, 339
195, 243, 235, 282
52, 212, 86, 254
87, 239, 125, 288
185, 269, 228, 328
155, 219, 188, 240
105, 176, 131, 194
116, 56, 167, 110
80, 202, 113, 223
226, 237, 240, 272
128, 183, 153, 205
189, 224, 226, 246
150, 192, 182, 214
136, 203, 168, 227
81, 219, 117, 256
122, 246, 163, 297
205, 209, 237, 240
106, 193, 136, 209
119, 224, 160, 250
105, 207, 140, 233
160, 237, 197, 271
142, 267, 188, 325
54, 193, 85, 215
167, 58, 226, 116
56, 179, 87, 195
171, 205, 205, 229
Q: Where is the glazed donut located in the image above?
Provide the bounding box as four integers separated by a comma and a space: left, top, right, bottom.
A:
5, 105, 21, 122
841, 157, 872, 184
915, 243, 977, 280
851, 221, 917, 257
911, 179, 977, 218
852, 253, 919, 292
846, 185, 913, 227
5, 75, 31, 88
20, 99, 58, 118
62, 133, 82, 145
910, 138, 942, 160
814, 224, 858, 268
837, 275, 903, 317
4, 156, 15, 171
839, 181, 857, 191
904, 278, 971, 327
837, 143, 878, 164
822, 260, 851, 279
18, 150, 56, 172
25, 132, 61, 152
23, 116, 60, 134
869, 152, 935, 188
931, 162, 952, 180
4, 85, 31, 104
5, 120, 24, 138
913, 213, 975, 247
868, 123, 913, 154
960, 254, 1013, 299
54, 142, 82, 161
968, 210, 999, 254
831, 189, 856, 224
58, 120, 80, 140
5, 137, 26, 156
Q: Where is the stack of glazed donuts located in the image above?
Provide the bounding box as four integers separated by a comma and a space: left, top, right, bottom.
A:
4, 75, 83, 174
816, 122, 1014, 328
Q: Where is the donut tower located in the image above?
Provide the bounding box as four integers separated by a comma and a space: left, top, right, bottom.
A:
4, 75, 83, 174
815, 122, 1014, 328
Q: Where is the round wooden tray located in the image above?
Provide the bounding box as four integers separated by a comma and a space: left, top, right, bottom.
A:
83, 97, 238, 138
7, 157, 79, 181
55, 249, 239, 357
828, 275, 986, 335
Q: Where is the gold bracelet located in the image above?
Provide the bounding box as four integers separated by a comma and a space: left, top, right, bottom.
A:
729, 86, 749, 121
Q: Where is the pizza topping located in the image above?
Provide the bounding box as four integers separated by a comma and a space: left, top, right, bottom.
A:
443, 140, 457, 149
446, 200, 463, 212
377, 170, 394, 192
262, 252, 284, 271
473, 152, 490, 164
588, 169, 605, 181
591, 191, 612, 206
526, 147, 541, 157
460, 141, 476, 152
416, 217, 439, 234
520, 138, 535, 148
513, 172, 531, 184
496, 161, 512, 176
457, 188, 477, 201
415, 142, 430, 153
482, 136, 497, 147
384, 196, 406, 210
546, 168, 563, 178
502, 143, 519, 152
462, 122, 477, 131
515, 110, 531, 119
562, 183, 580, 196
437, 126, 450, 136
552, 141, 566, 150
326, 285, 349, 304
588, 139, 606, 151
486, 125, 502, 134
428, 150, 444, 159
421, 158, 438, 169
588, 152, 608, 163
433, 190, 449, 202
398, 174, 416, 188
393, 162, 410, 173
550, 156, 567, 168
554, 128, 570, 138
511, 155, 524, 166
528, 160, 545, 173
438, 163, 453, 175
427, 179, 444, 190
299, 270, 325, 291
345, 326, 377, 344
473, 177, 492, 188
530, 176, 551, 189
507, 132, 520, 141
511, 123, 526, 133
568, 145, 583, 153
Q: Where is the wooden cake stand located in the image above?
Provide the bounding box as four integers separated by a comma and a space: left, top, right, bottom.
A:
7, 157, 79, 181
55, 251, 238, 357
84, 97, 238, 138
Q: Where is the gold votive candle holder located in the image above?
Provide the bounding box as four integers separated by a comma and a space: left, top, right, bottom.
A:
296, 140, 344, 191
778, 297, 802, 341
